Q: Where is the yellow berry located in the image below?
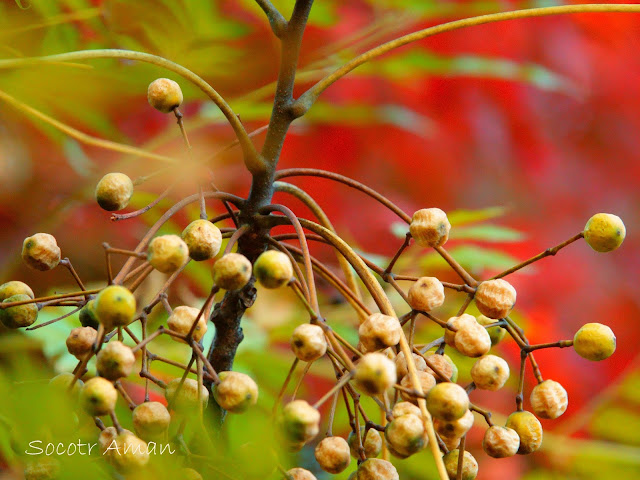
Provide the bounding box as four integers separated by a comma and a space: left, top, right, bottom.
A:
95, 173, 133, 211
483, 425, 520, 458
443, 450, 478, 480
314, 436, 351, 474
147, 78, 183, 113
22, 233, 61, 271
353, 353, 397, 396
573, 322, 616, 361
409, 208, 451, 247
96, 341, 136, 380
0, 294, 38, 329
506, 410, 543, 454
213, 371, 258, 413
132, 401, 171, 440
212, 253, 252, 290
408, 277, 445, 312
182, 219, 222, 261
475, 279, 517, 319
584, 213, 625, 252
385, 413, 427, 458
148, 234, 189, 274
80, 377, 117, 416
0, 281, 33, 301
167, 305, 208, 343
471, 355, 510, 390
95, 285, 136, 329
530, 379, 568, 419
358, 313, 402, 351
49, 372, 83, 397
254, 250, 293, 288
427, 382, 469, 422
291, 323, 327, 362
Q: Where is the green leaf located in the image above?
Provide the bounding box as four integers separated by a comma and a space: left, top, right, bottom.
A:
420, 245, 520, 275
448, 206, 507, 226
450, 224, 524, 242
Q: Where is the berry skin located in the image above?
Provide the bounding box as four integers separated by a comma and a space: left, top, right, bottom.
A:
353, 353, 397, 396
22, 233, 61, 271
79, 299, 99, 329
167, 305, 207, 343
165, 378, 208, 412
424, 352, 455, 381
471, 355, 510, 391
476, 314, 506, 345
454, 319, 491, 358
213, 371, 258, 413
285, 468, 317, 480
109, 432, 150, 473
475, 279, 517, 319
584, 213, 626, 252
147, 78, 183, 113
356, 458, 399, 480
314, 436, 351, 474
444, 314, 476, 347
506, 410, 543, 454
212, 253, 252, 290
400, 371, 436, 404
409, 208, 451, 248
95, 173, 133, 211
280, 400, 320, 444
407, 277, 445, 312
392, 401, 421, 419
97, 341, 136, 380
254, 250, 293, 289
148, 234, 189, 274
426, 382, 469, 422
0, 281, 33, 301
66, 326, 98, 359
434, 409, 474, 439
80, 377, 118, 416
95, 285, 136, 329
395, 352, 427, 380
573, 323, 616, 361
291, 323, 327, 362
358, 313, 402, 351
483, 425, 520, 458
348, 427, 382, 459
181, 219, 222, 261
0, 294, 38, 329
443, 450, 478, 480
530, 379, 568, 419
384, 413, 427, 458
132, 401, 171, 440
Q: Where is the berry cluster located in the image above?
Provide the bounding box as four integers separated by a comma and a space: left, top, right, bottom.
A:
2, 77, 626, 480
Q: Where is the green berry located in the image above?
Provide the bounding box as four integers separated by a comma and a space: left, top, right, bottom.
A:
505, 410, 543, 454
409, 208, 451, 248
0, 294, 37, 328
573, 322, 616, 361
213, 371, 258, 414
476, 314, 506, 345
22, 233, 61, 271
49, 372, 83, 398
80, 377, 117, 416
165, 378, 208, 413
148, 234, 189, 274
182, 219, 222, 261
95, 173, 133, 211
0, 281, 33, 301
584, 213, 625, 252
148, 78, 183, 113
254, 250, 293, 289
95, 285, 136, 329
384, 413, 427, 458
212, 253, 252, 290
79, 299, 99, 329
279, 400, 320, 444
426, 382, 469, 422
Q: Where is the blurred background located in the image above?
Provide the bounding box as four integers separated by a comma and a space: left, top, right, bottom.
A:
0, 1, 638, 479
